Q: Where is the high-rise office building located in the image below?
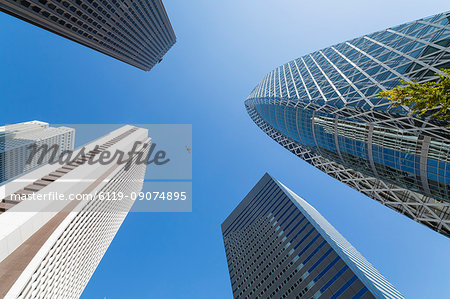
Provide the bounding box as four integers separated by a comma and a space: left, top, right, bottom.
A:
0, 0, 176, 71
245, 12, 450, 236
0, 125, 149, 298
0, 121, 75, 184
222, 174, 404, 299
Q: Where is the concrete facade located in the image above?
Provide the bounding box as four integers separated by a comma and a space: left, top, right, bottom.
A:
0, 125, 149, 298
0, 0, 176, 71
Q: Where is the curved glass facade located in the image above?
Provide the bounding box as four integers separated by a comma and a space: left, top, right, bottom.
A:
246, 12, 450, 236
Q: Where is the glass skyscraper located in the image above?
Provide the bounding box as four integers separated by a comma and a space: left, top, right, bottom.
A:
245, 12, 450, 236
222, 173, 404, 299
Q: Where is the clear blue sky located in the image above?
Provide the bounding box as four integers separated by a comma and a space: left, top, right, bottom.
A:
1, 1, 449, 298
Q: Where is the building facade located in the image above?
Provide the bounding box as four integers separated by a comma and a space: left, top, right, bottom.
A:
0, 121, 75, 184
0, 0, 176, 71
222, 174, 404, 299
0, 125, 149, 298
245, 12, 450, 236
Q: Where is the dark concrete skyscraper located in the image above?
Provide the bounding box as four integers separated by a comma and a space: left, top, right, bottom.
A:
0, 0, 176, 71
222, 174, 404, 299
245, 12, 450, 236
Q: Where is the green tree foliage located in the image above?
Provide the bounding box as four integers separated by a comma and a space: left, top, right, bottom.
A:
379, 69, 450, 121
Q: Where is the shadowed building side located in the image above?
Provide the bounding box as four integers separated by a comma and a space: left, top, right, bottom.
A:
222, 174, 404, 299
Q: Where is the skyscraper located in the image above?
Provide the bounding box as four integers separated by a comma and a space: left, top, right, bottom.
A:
0, 0, 176, 71
245, 12, 450, 236
0, 121, 75, 184
0, 125, 149, 298
222, 174, 404, 299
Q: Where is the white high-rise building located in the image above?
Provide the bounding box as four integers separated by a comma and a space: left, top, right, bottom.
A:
0, 125, 150, 298
0, 121, 75, 184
